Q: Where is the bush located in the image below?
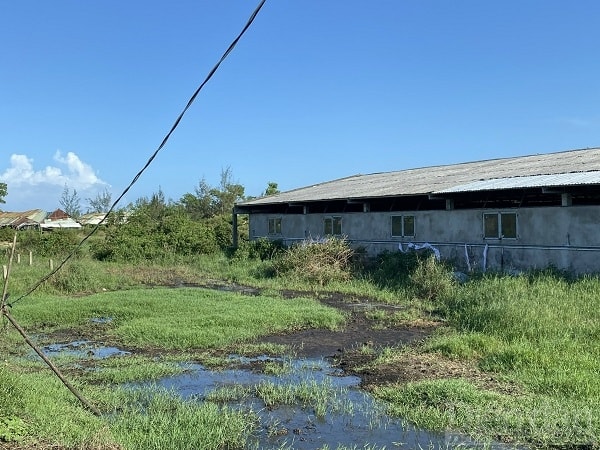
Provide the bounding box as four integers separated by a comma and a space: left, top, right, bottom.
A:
409, 254, 456, 301
45, 260, 103, 294
366, 250, 455, 300
272, 237, 354, 285
231, 237, 285, 261
206, 215, 234, 250
0, 227, 16, 242
367, 250, 421, 290
16, 229, 80, 257
90, 207, 219, 262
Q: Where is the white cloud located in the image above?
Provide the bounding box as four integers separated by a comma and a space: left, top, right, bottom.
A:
1, 151, 106, 188
0, 151, 109, 211
53, 150, 103, 187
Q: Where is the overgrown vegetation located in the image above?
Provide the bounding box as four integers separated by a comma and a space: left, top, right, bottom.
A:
1, 191, 599, 449
369, 271, 600, 448
272, 237, 355, 285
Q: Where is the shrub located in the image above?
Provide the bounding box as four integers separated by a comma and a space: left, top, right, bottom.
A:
45, 260, 103, 294
16, 229, 80, 257
409, 254, 456, 301
367, 250, 421, 290
272, 237, 354, 285
90, 207, 219, 262
232, 237, 285, 261
206, 215, 234, 250
0, 227, 16, 242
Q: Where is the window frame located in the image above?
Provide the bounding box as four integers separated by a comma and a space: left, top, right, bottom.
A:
483, 211, 518, 240
268, 217, 282, 235
391, 214, 416, 238
323, 216, 343, 236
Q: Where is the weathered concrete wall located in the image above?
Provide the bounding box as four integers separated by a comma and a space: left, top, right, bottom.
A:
247, 205, 600, 274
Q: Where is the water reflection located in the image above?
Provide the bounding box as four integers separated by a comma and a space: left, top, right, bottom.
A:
154, 355, 447, 449
41, 340, 130, 359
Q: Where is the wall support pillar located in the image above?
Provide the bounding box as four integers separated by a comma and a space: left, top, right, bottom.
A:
232, 209, 238, 249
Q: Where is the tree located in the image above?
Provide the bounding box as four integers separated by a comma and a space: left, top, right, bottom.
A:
263, 182, 280, 196
180, 178, 216, 219
133, 187, 169, 221
0, 182, 6, 206
87, 188, 112, 213
179, 167, 246, 219
59, 185, 81, 218
212, 167, 245, 216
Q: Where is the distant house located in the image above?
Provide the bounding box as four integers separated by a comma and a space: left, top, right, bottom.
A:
234, 147, 600, 274
78, 212, 108, 226
42, 209, 81, 230
46, 209, 70, 221
0, 209, 47, 230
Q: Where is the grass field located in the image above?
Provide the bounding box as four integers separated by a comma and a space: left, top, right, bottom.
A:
1, 254, 599, 449
371, 271, 600, 448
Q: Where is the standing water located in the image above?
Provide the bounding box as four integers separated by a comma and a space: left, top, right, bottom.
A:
154, 355, 454, 449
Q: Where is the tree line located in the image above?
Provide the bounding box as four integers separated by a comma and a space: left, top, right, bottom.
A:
0, 169, 280, 262
0, 168, 279, 219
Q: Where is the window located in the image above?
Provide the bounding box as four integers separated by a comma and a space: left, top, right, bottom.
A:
391, 215, 415, 237
324, 216, 342, 235
483, 212, 517, 239
268, 217, 282, 235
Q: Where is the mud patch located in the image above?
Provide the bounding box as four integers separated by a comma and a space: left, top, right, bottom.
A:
260, 294, 438, 380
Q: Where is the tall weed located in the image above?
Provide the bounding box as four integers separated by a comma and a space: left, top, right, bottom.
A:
272, 237, 354, 286
409, 255, 456, 301
433, 272, 600, 397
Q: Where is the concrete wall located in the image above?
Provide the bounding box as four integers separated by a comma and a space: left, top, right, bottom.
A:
247, 205, 600, 274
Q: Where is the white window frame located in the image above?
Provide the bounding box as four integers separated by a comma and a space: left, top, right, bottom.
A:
391, 214, 415, 238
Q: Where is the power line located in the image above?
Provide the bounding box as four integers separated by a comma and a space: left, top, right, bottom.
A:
7, 0, 267, 308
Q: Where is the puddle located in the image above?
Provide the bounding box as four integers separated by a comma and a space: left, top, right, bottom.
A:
33, 339, 518, 448
41, 340, 130, 359
151, 355, 450, 449
90, 316, 113, 324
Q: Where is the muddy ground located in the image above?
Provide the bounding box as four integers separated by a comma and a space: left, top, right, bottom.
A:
4, 287, 514, 450
42, 286, 508, 392
258, 292, 511, 393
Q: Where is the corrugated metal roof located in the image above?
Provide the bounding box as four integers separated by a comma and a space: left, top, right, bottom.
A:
79, 213, 108, 225
0, 209, 47, 227
238, 147, 600, 206
437, 171, 600, 193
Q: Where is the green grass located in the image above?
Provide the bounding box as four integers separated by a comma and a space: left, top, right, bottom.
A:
1, 282, 346, 448
0, 364, 113, 447
3, 252, 600, 448
84, 355, 187, 384
371, 272, 600, 448
208, 378, 351, 420
437, 272, 600, 398
375, 379, 598, 448
10, 287, 346, 350
110, 388, 257, 450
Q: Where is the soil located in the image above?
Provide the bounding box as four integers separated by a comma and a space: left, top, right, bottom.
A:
258, 291, 515, 394
39, 285, 513, 393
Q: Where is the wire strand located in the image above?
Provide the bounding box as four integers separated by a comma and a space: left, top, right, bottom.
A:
8, 0, 267, 307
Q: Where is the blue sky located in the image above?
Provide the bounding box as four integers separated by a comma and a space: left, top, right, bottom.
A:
2, 1, 600, 212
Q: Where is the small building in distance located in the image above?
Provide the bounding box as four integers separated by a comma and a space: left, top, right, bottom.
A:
0, 209, 48, 230
42, 209, 82, 230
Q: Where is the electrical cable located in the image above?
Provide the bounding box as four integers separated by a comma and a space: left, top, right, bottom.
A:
7, 0, 267, 308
